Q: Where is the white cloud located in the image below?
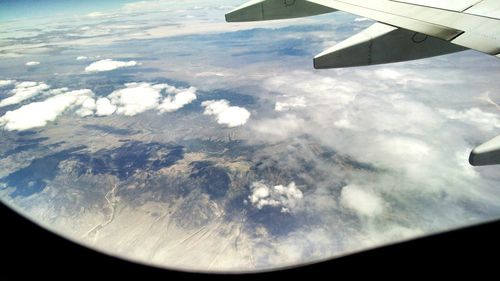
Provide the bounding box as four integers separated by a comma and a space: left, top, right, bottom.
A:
48, 87, 69, 95
85, 59, 138, 72
275, 96, 306, 112
0, 81, 50, 107
248, 181, 303, 213
25, 61, 40, 66
371, 135, 433, 166
108, 82, 161, 116
201, 99, 251, 127
122, 1, 159, 11
256, 70, 494, 204
340, 185, 385, 217
374, 68, 403, 80
264, 72, 360, 105
76, 98, 96, 117
0, 81, 198, 130
0, 80, 15, 87
86, 12, 105, 18
195, 72, 226, 77
251, 114, 305, 142
361, 67, 453, 86
158, 86, 197, 113
103, 82, 196, 116
439, 107, 500, 131
95, 97, 117, 116
76, 56, 88, 60
16, 81, 38, 88
0, 89, 94, 131
152, 83, 174, 92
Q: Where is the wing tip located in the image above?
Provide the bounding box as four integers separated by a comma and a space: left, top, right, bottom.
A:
469, 135, 500, 166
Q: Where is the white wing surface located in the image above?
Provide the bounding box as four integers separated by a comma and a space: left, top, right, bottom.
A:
226, 0, 500, 67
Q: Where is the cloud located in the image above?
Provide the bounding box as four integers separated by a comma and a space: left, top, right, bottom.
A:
108, 83, 162, 116
85, 59, 138, 72
0, 89, 94, 131
0, 80, 15, 87
75, 98, 96, 117
0, 81, 50, 107
95, 98, 117, 116
201, 99, 251, 127
158, 86, 197, 113
374, 68, 404, 80
86, 12, 105, 18
362, 67, 457, 86
251, 114, 305, 142
275, 96, 306, 112
48, 87, 69, 95
195, 72, 226, 77
340, 185, 385, 217
439, 107, 500, 131
248, 181, 304, 213
122, 0, 159, 11
253, 69, 500, 232
0, 81, 198, 131
0, 81, 200, 131
106, 82, 197, 116
25, 61, 40, 66
76, 56, 88, 60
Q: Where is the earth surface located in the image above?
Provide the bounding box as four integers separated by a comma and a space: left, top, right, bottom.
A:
1, 0, 500, 272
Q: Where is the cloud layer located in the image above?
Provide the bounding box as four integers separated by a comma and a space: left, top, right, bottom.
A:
249, 68, 500, 253
439, 107, 500, 131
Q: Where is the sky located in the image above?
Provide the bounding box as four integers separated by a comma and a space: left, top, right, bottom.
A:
0, 0, 135, 21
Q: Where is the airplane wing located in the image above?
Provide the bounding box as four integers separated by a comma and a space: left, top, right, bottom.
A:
225, 0, 500, 166
226, 0, 500, 68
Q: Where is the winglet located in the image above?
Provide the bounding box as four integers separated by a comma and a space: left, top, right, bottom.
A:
469, 135, 500, 166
